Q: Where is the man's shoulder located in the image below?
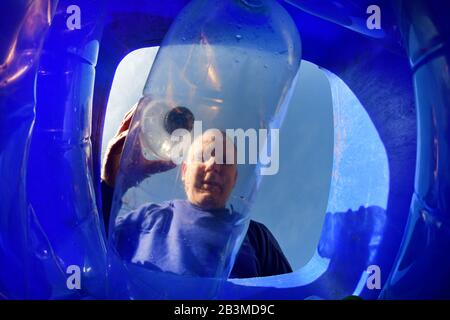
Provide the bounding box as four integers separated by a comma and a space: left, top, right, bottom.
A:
246, 220, 284, 254
248, 219, 271, 235
245, 219, 293, 276
246, 220, 269, 248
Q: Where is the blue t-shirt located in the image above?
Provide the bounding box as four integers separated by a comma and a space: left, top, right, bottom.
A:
111, 199, 292, 278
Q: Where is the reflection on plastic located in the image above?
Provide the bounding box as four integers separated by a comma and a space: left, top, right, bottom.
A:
0, 0, 58, 299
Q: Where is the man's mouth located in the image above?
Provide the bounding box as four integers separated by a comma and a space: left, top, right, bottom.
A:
200, 180, 222, 192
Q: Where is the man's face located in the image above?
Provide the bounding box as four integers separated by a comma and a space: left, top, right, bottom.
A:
181, 131, 237, 210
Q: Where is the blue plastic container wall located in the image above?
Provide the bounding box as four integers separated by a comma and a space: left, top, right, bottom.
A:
0, 0, 60, 299
108, 0, 301, 299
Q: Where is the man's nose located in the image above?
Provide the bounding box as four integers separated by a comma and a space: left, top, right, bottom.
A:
204, 156, 221, 172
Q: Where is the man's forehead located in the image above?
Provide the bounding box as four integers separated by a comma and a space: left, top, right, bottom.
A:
187, 130, 237, 159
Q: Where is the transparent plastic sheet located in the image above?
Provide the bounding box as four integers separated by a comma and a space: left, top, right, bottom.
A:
0, 0, 62, 299
108, 0, 301, 299
25, 0, 108, 299
0, 0, 108, 299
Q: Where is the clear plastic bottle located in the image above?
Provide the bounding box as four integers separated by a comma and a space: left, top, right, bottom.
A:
109, 0, 301, 299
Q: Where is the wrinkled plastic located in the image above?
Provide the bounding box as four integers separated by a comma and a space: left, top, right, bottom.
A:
26, 0, 109, 299
0, 0, 108, 299
0, 0, 59, 299
380, 0, 450, 299
1, 0, 449, 300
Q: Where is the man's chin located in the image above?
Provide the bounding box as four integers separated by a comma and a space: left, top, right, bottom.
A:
195, 194, 224, 210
